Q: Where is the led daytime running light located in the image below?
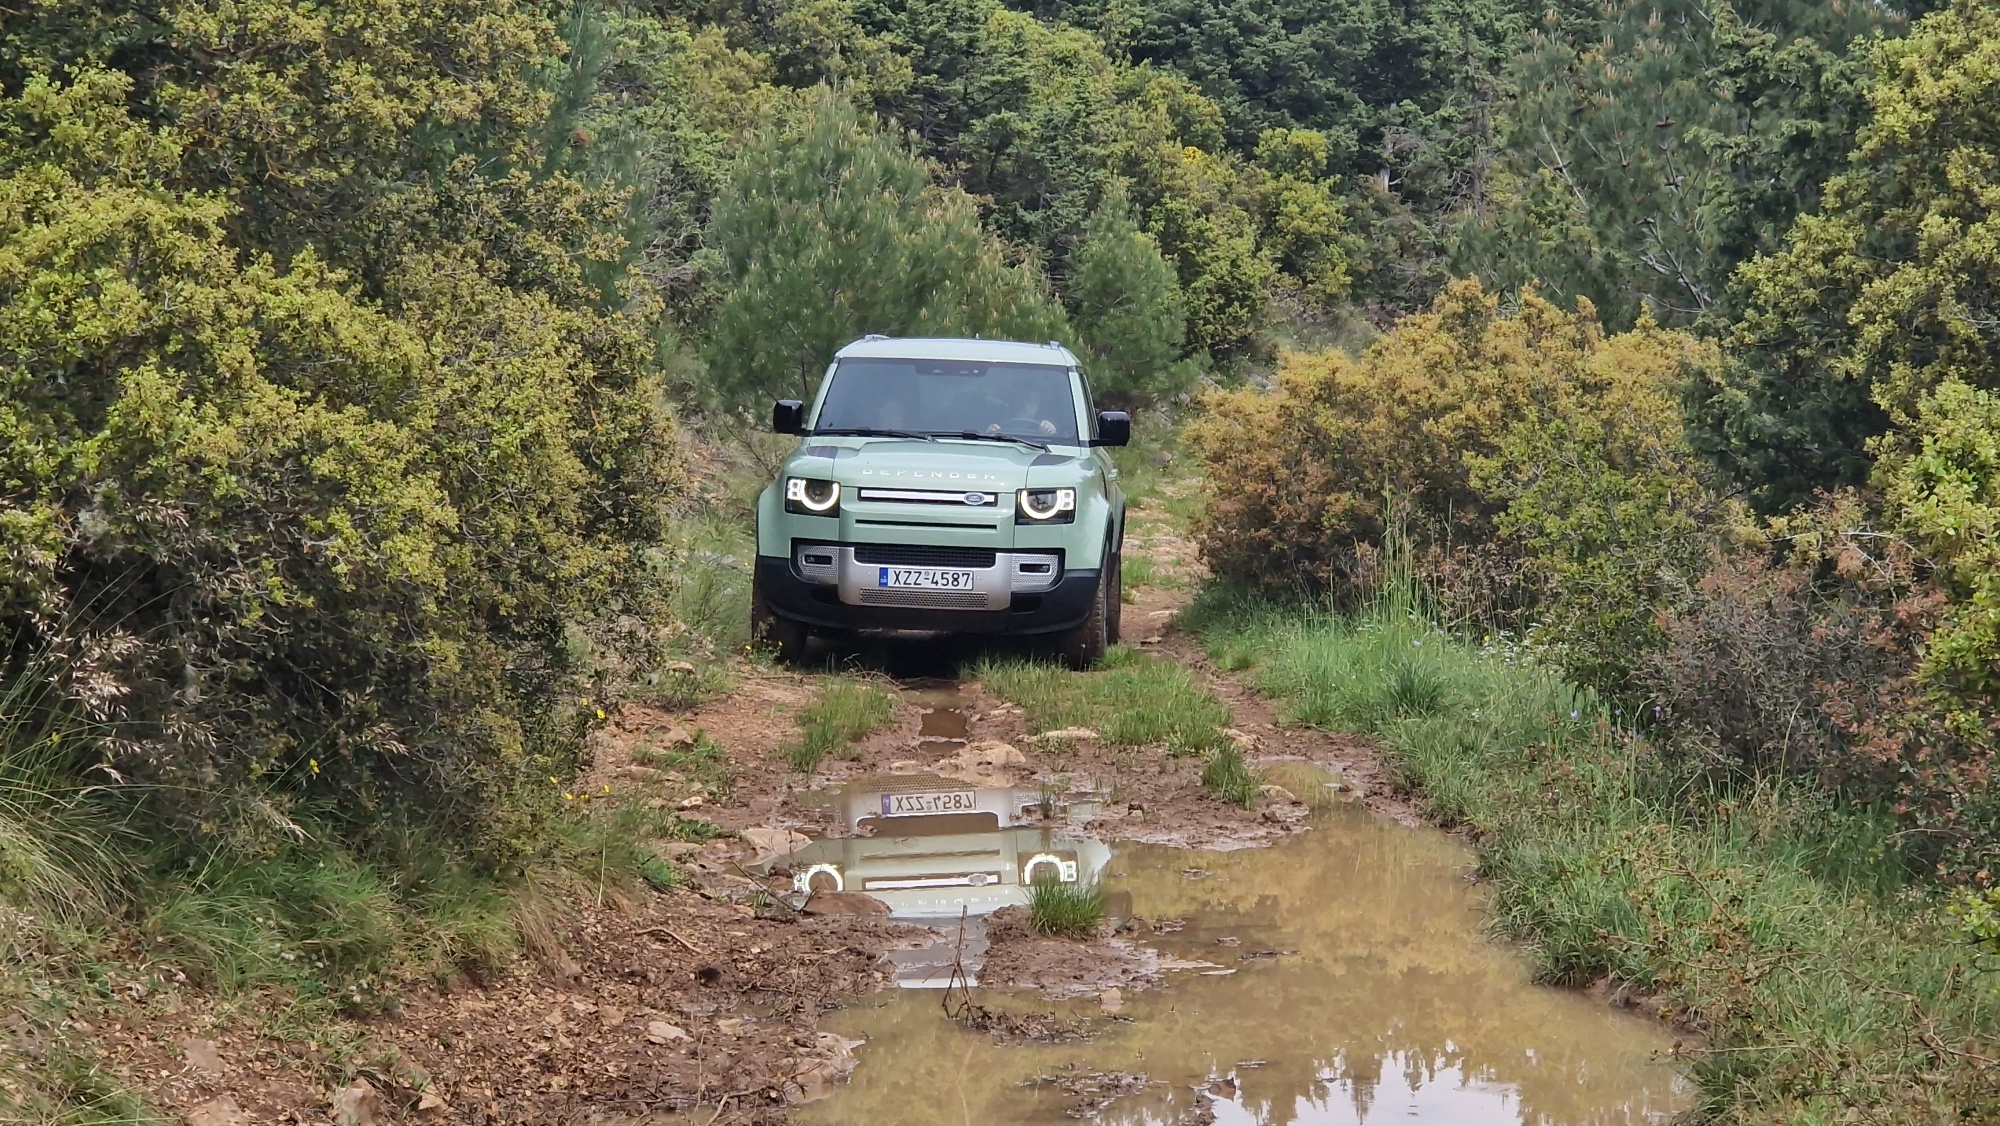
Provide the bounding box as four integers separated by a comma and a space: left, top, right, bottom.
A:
786, 477, 840, 513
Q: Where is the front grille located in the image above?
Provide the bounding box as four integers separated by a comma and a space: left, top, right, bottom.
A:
853, 544, 997, 568
858, 588, 991, 609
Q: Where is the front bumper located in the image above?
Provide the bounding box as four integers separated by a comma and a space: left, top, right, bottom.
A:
757, 545, 1099, 635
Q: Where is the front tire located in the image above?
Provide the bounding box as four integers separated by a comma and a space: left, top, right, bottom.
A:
1057, 565, 1115, 670
750, 569, 809, 665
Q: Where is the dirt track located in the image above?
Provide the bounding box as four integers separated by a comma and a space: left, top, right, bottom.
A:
81, 500, 1411, 1126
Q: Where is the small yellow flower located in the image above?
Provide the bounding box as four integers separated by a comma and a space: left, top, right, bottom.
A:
308, 758, 320, 776
548, 775, 560, 784
594, 707, 606, 720
563, 792, 575, 801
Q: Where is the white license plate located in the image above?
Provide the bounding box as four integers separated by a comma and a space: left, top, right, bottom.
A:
878, 567, 975, 590
881, 790, 979, 816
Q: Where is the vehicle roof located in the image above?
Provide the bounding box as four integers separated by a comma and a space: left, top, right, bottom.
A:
832, 336, 1080, 366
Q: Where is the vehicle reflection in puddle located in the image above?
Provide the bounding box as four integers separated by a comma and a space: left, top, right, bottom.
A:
776, 778, 1112, 987
794, 797, 1689, 1126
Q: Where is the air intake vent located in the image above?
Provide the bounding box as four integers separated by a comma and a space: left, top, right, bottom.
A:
857, 589, 991, 609
852, 544, 997, 568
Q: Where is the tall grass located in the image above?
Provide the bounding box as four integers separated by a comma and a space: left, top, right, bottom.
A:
1188, 586, 2000, 1123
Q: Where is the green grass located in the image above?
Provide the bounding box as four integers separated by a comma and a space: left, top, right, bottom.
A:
974, 647, 1231, 755
634, 729, 734, 798
783, 679, 898, 772
1188, 586, 2000, 1123
1200, 742, 1262, 807
1026, 880, 1109, 937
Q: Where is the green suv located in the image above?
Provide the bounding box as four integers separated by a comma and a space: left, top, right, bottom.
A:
752, 336, 1129, 668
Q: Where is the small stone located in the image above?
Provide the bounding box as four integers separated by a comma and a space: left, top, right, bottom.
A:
1031, 727, 1099, 742
645, 1021, 691, 1045
1098, 988, 1123, 1014
1225, 727, 1261, 750
677, 794, 705, 810
654, 841, 700, 861
184, 1096, 246, 1126
600, 1004, 627, 1029
716, 1016, 751, 1037
179, 1037, 224, 1078
415, 1092, 450, 1119
331, 1079, 383, 1126
802, 891, 891, 916
1258, 784, 1297, 803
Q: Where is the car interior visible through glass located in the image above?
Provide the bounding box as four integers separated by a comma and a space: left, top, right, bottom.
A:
814, 359, 1081, 443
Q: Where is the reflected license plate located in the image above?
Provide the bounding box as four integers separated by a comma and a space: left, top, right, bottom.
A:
878, 567, 975, 590
882, 790, 979, 816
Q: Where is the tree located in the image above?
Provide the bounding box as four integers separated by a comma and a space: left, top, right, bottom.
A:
704, 92, 1069, 406
1065, 191, 1192, 406
1694, 0, 2000, 511
1460, 0, 1899, 330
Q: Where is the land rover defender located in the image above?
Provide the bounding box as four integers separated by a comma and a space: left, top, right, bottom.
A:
751, 336, 1128, 668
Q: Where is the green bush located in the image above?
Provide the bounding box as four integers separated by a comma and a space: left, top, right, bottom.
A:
1026, 880, 1108, 937
783, 680, 898, 773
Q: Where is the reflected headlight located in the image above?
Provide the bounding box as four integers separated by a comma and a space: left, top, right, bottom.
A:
785, 477, 841, 515
796, 863, 844, 894
1016, 488, 1075, 524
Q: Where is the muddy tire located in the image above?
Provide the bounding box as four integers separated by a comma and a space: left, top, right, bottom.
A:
1057, 565, 1112, 670
750, 570, 809, 665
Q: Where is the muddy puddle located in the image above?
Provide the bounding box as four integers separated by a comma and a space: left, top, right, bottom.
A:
787, 763, 1688, 1125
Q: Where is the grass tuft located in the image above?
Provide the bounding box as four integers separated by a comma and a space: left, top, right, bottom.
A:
1026, 880, 1108, 937
783, 679, 897, 772
1200, 742, 1262, 807
974, 648, 1230, 755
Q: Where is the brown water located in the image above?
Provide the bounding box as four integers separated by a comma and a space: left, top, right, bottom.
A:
794, 794, 1688, 1125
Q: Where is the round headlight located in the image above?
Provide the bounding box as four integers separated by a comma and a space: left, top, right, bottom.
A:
786, 477, 841, 513
1018, 488, 1075, 521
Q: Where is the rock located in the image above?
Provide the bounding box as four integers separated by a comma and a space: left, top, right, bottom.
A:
677, 794, 705, 810
179, 1037, 224, 1078
802, 890, 891, 916
716, 1016, 752, 1037
1258, 784, 1298, 803
1098, 988, 1124, 1015
184, 1096, 246, 1126
653, 841, 700, 861
741, 827, 811, 861
1031, 727, 1099, 742
644, 1020, 691, 1045
330, 1080, 383, 1126
1225, 727, 1261, 750
786, 1034, 862, 1103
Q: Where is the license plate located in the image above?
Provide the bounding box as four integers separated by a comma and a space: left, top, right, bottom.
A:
881, 790, 978, 816
878, 567, 975, 590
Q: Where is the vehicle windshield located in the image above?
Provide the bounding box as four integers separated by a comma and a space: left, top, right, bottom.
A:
814, 359, 1081, 444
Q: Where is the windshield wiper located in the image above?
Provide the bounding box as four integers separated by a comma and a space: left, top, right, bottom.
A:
932, 431, 1051, 452
809, 427, 936, 442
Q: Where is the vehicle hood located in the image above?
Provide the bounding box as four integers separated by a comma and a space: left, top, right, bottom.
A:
787, 436, 1093, 491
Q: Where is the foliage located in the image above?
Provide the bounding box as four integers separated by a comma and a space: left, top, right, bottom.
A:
1188, 279, 1723, 691
1192, 594, 2000, 1123
1025, 879, 1107, 937
1063, 190, 1193, 407
1696, 0, 2000, 512
704, 91, 1069, 408
1463, 0, 1899, 329
782, 679, 898, 773
0, 66, 680, 852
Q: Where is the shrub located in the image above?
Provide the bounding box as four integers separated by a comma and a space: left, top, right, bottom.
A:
1188, 278, 1730, 694
1200, 743, 1262, 807
783, 680, 897, 773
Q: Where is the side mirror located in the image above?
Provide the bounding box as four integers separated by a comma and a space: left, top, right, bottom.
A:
772, 399, 806, 435
1093, 411, 1131, 448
